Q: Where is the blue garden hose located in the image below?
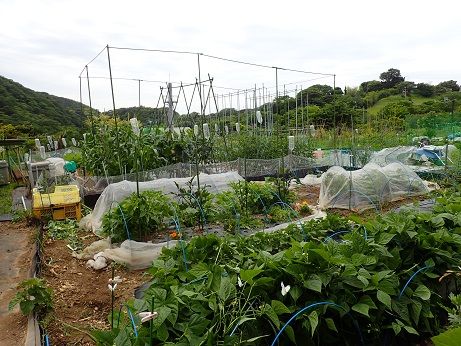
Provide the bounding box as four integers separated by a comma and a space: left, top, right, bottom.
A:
270, 301, 364, 346
126, 305, 138, 338
399, 266, 428, 299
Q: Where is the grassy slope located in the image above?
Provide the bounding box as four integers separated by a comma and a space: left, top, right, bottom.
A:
367, 95, 431, 115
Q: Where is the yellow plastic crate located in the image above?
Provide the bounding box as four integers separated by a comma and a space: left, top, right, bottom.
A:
32, 185, 82, 221
33, 185, 80, 208
33, 202, 82, 221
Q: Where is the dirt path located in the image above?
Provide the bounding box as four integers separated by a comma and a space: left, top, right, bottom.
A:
0, 221, 36, 346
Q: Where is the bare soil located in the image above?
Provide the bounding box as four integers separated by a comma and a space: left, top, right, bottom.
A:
0, 221, 36, 346
41, 234, 146, 345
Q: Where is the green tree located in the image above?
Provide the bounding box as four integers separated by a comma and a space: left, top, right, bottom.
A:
379, 68, 405, 88
360, 80, 383, 92
415, 83, 435, 97
437, 80, 460, 92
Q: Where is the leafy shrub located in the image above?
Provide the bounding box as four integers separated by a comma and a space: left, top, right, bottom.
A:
46, 219, 83, 251
268, 205, 298, 223
174, 177, 212, 229
9, 278, 53, 317
102, 191, 176, 242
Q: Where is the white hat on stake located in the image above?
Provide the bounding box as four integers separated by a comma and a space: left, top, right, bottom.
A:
203, 123, 210, 140
130, 118, 140, 136
288, 136, 295, 153
39, 146, 46, 160
256, 111, 263, 124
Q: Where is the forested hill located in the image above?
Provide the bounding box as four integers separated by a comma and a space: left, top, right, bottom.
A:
0, 75, 87, 135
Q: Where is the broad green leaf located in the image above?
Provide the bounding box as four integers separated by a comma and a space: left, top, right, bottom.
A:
392, 322, 402, 335
188, 314, 211, 335
285, 325, 297, 344
392, 300, 411, 324
152, 306, 172, 330
431, 215, 445, 228
218, 276, 235, 301
359, 295, 377, 309
230, 316, 255, 333
376, 233, 395, 245
357, 275, 369, 288
263, 304, 280, 328
406, 230, 418, 239
156, 323, 169, 341
413, 285, 431, 301
352, 303, 369, 317
308, 311, 318, 337
240, 269, 263, 284
325, 318, 338, 333
289, 285, 302, 303
304, 279, 322, 293
271, 300, 291, 315
377, 290, 392, 309
411, 299, 422, 325
404, 325, 419, 335
114, 327, 132, 346
432, 326, 461, 346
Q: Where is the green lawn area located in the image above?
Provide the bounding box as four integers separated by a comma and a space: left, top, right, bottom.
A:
0, 183, 16, 214
368, 95, 431, 115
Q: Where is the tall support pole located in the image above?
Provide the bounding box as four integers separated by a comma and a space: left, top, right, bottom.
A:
106, 45, 122, 174
85, 66, 95, 136
245, 90, 249, 131
237, 90, 240, 126
167, 82, 174, 131
333, 74, 336, 145
138, 79, 141, 107
295, 86, 298, 136
79, 76, 84, 126
197, 53, 205, 130
284, 84, 288, 133
333, 74, 337, 163
254, 85, 257, 134
275, 67, 279, 132
300, 85, 303, 133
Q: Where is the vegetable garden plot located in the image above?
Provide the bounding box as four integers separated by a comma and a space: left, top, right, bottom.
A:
80, 171, 243, 233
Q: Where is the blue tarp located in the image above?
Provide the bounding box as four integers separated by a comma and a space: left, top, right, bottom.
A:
415, 148, 441, 160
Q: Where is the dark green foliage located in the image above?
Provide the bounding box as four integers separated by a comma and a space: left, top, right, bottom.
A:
437, 80, 460, 93
380, 68, 405, 89
101, 191, 176, 242
0, 75, 89, 135
174, 177, 212, 229
415, 83, 435, 97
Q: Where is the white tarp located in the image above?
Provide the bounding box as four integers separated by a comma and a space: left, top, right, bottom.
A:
319, 163, 429, 211
80, 171, 243, 233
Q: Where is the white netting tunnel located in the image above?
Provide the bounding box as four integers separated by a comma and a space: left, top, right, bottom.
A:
80, 171, 243, 233
319, 163, 429, 211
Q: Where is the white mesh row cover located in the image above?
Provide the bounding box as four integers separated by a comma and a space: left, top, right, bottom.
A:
369, 145, 458, 167
80, 171, 243, 233
319, 163, 429, 212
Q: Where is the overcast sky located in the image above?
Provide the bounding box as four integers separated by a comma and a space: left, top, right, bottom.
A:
1, 0, 460, 113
